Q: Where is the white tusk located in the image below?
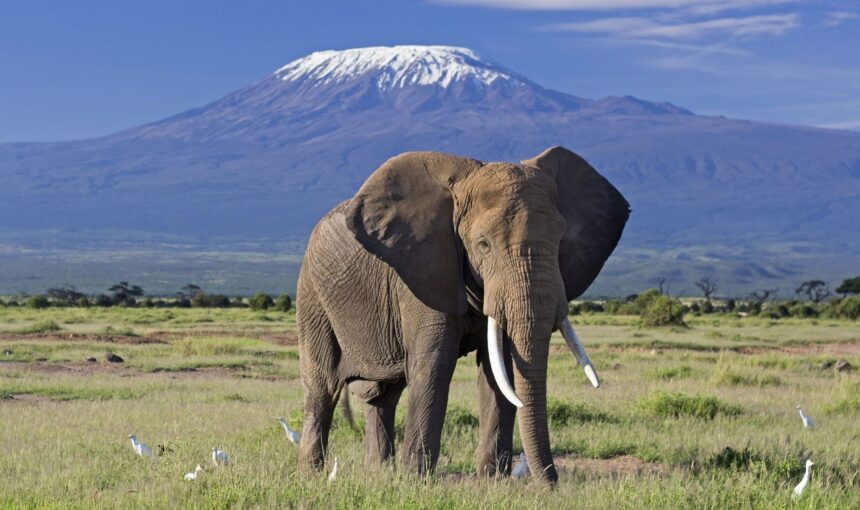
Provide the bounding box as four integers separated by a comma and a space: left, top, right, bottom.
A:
487, 317, 524, 408
560, 318, 601, 388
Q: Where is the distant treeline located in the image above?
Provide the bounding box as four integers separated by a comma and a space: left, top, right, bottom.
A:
0, 282, 292, 312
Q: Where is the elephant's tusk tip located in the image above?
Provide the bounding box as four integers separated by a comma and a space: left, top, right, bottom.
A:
509, 394, 525, 408
584, 364, 600, 388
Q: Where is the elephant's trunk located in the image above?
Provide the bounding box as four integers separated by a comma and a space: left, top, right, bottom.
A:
508, 317, 558, 485
483, 252, 567, 485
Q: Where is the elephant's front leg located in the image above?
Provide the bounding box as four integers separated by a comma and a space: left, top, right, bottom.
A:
475, 338, 517, 477
359, 380, 406, 468
401, 344, 458, 475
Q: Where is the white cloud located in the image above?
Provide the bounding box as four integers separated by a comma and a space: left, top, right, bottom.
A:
546, 13, 799, 39
824, 11, 860, 27
435, 0, 795, 13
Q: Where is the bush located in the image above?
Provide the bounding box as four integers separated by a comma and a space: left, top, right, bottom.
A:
445, 405, 479, 428
638, 391, 741, 420
208, 294, 231, 308
634, 289, 661, 313
94, 294, 113, 307
274, 294, 293, 312
16, 319, 62, 334
250, 293, 274, 311
26, 295, 50, 309
836, 296, 860, 320
641, 295, 686, 327
547, 398, 616, 426
604, 300, 630, 315
76, 296, 90, 308
789, 303, 818, 318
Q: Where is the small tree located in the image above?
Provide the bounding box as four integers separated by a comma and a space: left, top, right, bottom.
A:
46, 286, 84, 306
750, 289, 777, 306
795, 280, 831, 303
250, 293, 274, 311
694, 277, 718, 304
26, 295, 50, 309
109, 282, 144, 306
835, 276, 860, 296
274, 294, 293, 312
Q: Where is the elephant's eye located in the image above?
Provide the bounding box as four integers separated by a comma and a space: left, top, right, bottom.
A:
476, 239, 491, 254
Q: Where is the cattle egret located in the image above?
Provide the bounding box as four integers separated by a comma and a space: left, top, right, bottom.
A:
184, 465, 203, 481
277, 417, 301, 445
128, 434, 154, 458
512, 452, 530, 479
792, 459, 814, 499
797, 405, 814, 429
211, 447, 229, 466
328, 457, 339, 481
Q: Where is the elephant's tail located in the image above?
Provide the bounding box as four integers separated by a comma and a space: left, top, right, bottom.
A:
339, 386, 356, 429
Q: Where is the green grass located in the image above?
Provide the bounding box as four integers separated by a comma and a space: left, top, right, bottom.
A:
0, 308, 859, 508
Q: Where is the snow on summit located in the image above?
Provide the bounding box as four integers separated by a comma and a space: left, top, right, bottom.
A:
274, 45, 527, 90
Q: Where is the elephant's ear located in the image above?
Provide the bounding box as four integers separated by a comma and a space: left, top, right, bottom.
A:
523, 147, 630, 300
345, 152, 483, 315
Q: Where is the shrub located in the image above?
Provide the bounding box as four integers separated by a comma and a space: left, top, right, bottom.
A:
16, 320, 62, 334
789, 303, 818, 318
26, 295, 50, 309
711, 364, 781, 387
641, 295, 686, 327
701, 301, 715, 314
76, 296, 90, 308
649, 365, 692, 380
208, 294, 231, 308
547, 398, 616, 426
638, 391, 741, 420
634, 289, 661, 313
274, 294, 293, 312
836, 296, 860, 320
250, 293, 274, 311
94, 294, 113, 307
446, 405, 479, 428
604, 300, 623, 314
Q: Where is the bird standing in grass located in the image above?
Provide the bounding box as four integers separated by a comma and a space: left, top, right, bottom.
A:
512, 452, 530, 479
277, 417, 301, 446
211, 447, 229, 466
328, 457, 339, 481
797, 405, 814, 429
792, 459, 814, 499
184, 465, 203, 481
128, 434, 154, 458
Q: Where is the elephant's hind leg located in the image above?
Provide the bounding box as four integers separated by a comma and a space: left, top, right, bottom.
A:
297, 285, 342, 471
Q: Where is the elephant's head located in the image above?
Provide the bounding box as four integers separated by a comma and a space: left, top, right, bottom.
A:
345, 147, 629, 484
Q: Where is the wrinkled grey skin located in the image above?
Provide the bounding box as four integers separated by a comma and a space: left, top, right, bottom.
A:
296, 147, 629, 484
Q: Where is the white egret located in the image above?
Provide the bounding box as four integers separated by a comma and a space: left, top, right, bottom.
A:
184, 465, 204, 481
328, 457, 339, 481
277, 417, 301, 445
511, 452, 530, 479
211, 447, 229, 466
128, 434, 154, 458
797, 405, 814, 429
792, 459, 814, 499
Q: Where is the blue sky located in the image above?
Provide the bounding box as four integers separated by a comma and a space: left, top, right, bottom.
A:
1, 0, 857, 141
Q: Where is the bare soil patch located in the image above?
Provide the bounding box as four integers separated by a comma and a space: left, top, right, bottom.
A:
555, 454, 669, 477
0, 333, 167, 345
0, 393, 53, 404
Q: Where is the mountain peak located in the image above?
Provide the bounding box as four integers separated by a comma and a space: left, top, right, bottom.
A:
273, 45, 528, 91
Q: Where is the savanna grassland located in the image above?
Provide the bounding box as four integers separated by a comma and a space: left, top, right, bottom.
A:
1, 306, 859, 509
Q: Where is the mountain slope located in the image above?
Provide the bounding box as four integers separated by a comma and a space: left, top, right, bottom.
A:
1, 45, 858, 296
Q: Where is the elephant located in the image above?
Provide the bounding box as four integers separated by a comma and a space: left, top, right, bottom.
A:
296, 146, 629, 484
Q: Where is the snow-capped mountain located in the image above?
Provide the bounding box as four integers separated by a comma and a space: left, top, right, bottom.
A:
1, 45, 858, 295
275, 46, 527, 90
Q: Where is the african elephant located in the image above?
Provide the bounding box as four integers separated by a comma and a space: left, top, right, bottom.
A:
296, 146, 629, 484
